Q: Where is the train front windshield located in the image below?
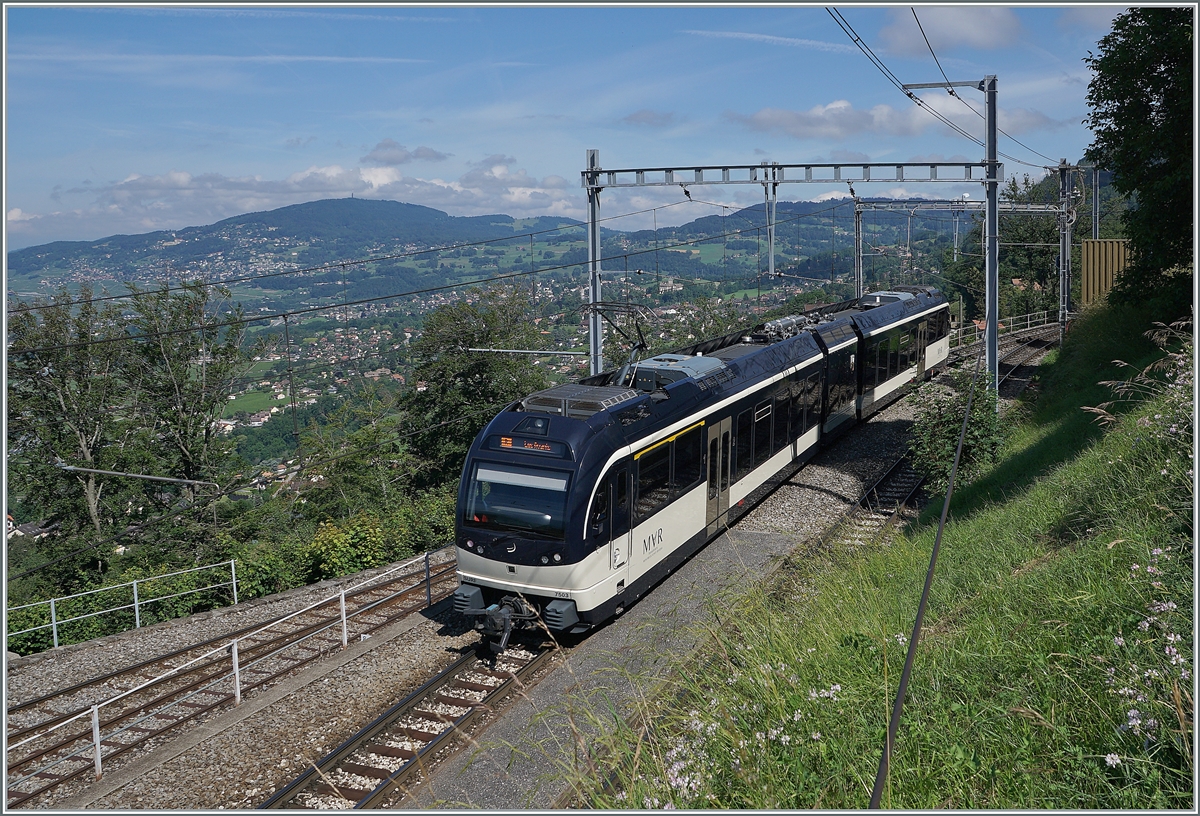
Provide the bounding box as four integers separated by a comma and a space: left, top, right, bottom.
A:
464, 462, 570, 538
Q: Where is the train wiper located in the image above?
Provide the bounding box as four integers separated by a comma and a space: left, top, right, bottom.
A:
486, 527, 561, 542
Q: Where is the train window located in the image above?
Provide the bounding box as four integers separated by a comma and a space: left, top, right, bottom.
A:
773, 393, 790, 454
753, 400, 772, 465
721, 431, 731, 491
873, 340, 886, 387
673, 426, 704, 494
588, 476, 609, 543
813, 373, 825, 425
790, 377, 806, 436
734, 410, 753, 482
934, 309, 949, 340
708, 438, 719, 500
613, 468, 630, 537
464, 463, 569, 538
898, 329, 912, 372
634, 443, 672, 522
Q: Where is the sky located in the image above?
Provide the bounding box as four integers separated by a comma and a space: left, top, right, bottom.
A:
3, 3, 1123, 251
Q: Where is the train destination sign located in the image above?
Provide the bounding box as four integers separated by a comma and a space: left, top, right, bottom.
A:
487, 435, 569, 457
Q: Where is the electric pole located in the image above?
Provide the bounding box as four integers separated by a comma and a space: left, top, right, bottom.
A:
585, 149, 604, 375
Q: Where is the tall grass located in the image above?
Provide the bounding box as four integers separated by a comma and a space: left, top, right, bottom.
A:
558, 299, 1193, 809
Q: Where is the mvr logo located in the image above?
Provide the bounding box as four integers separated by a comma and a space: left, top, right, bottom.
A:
642, 528, 664, 554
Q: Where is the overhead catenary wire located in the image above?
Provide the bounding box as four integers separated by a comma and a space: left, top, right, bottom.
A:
912, 8, 1059, 167
7, 194, 864, 326
825, 7, 982, 147
5, 198, 698, 317
827, 7, 1048, 171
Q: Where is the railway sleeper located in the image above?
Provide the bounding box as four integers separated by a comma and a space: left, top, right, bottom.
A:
312, 782, 370, 802
365, 743, 416, 760
339, 761, 391, 780
452, 679, 498, 692
412, 708, 460, 725
401, 726, 440, 742
432, 692, 481, 708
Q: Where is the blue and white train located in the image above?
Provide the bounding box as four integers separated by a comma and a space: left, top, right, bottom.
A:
452, 286, 950, 648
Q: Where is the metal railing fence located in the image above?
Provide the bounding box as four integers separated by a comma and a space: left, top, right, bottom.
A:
5, 547, 452, 791
950, 310, 1052, 348
7, 561, 238, 651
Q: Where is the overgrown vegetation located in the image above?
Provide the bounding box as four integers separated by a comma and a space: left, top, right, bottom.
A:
5, 284, 538, 654
557, 295, 1192, 809
907, 367, 1003, 491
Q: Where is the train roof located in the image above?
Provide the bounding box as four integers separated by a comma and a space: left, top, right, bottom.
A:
491, 287, 946, 453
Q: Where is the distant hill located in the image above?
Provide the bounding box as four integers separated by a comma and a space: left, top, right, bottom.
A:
5, 198, 586, 289
7, 195, 944, 306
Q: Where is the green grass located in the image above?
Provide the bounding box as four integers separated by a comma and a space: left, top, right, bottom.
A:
222, 389, 284, 417
559, 298, 1193, 809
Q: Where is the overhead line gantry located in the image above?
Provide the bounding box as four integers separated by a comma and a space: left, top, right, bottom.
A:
582, 81, 1006, 388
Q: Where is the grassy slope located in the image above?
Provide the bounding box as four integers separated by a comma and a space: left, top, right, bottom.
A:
569, 297, 1193, 809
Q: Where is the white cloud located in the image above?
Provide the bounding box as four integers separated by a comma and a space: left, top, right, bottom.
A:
80, 6, 456, 24
1056, 7, 1121, 32
729, 99, 938, 140
6, 158, 585, 248
683, 30, 858, 55
360, 139, 450, 166
11, 50, 429, 67
879, 7, 1023, 56
622, 109, 676, 128
729, 92, 1063, 143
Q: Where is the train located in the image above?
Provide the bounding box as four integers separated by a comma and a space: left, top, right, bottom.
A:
452, 285, 951, 649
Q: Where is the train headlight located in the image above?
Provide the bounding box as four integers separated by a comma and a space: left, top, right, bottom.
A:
540, 555, 549, 564
466, 539, 474, 549
476, 545, 485, 554
553, 553, 562, 562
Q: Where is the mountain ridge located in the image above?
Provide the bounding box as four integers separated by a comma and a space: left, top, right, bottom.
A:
6, 198, 586, 280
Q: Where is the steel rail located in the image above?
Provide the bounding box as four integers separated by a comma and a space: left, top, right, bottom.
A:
8, 550, 452, 714
6, 561, 456, 745
260, 644, 554, 809
997, 335, 1055, 388
5, 566, 459, 809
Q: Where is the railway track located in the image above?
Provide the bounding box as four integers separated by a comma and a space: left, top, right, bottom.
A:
997, 332, 1056, 390
238, 369, 1022, 809
260, 642, 553, 809
947, 321, 1059, 368
5, 552, 459, 809
833, 455, 926, 549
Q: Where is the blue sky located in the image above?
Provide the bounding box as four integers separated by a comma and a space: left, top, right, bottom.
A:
4, 4, 1121, 250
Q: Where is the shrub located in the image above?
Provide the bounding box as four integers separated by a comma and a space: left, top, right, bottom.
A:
908, 368, 1003, 490
304, 513, 387, 582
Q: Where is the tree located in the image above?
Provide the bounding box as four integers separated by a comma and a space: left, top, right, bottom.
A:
122, 282, 257, 564
298, 386, 418, 521
7, 287, 136, 540
1084, 7, 1193, 300
125, 282, 255, 498
404, 286, 549, 487
993, 176, 1061, 318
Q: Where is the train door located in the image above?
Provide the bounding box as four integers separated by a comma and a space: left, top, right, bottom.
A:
610, 466, 631, 574
915, 320, 929, 379
706, 417, 732, 535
